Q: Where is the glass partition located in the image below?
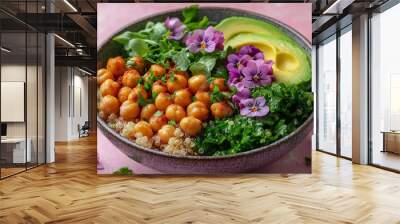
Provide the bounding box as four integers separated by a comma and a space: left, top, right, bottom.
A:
317, 35, 337, 154
0, 1, 46, 179
370, 3, 400, 171
339, 27, 352, 158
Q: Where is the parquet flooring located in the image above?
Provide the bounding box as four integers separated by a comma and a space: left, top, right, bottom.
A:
1, 135, 400, 224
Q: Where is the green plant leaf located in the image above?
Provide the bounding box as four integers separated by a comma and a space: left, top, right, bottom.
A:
172, 50, 191, 71
182, 5, 199, 23
125, 39, 149, 57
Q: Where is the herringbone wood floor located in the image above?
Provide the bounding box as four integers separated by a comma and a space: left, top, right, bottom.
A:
1, 135, 400, 224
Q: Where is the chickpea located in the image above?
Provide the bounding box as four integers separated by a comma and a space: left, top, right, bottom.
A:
121, 69, 141, 88
149, 64, 166, 77
99, 95, 120, 117
149, 113, 168, 132
155, 92, 173, 111
158, 125, 176, 144
187, 101, 209, 121
133, 121, 153, 138
173, 88, 192, 108
211, 102, 233, 119
179, 116, 202, 136
120, 100, 140, 121
129, 85, 148, 101
107, 56, 126, 77
152, 80, 167, 94
127, 56, 145, 74
140, 104, 157, 121
118, 86, 132, 103
188, 74, 208, 93
194, 91, 211, 107
165, 104, 186, 122
174, 70, 189, 79
210, 78, 228, 91
167, 74, 187, 93
99, 79, 120, 97
97, 68, 113, 85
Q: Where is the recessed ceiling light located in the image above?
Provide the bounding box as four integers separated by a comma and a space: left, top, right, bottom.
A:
1, 47, 11, 53
54, 34, 75, 48
63, 0, 78, 12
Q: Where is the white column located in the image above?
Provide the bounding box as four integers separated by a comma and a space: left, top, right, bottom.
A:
352, 14, 369, 164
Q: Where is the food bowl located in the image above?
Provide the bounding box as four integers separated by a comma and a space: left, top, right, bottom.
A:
97, 7, 313, 174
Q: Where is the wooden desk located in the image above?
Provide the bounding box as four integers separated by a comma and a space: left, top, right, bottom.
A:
382, 131, 400, 154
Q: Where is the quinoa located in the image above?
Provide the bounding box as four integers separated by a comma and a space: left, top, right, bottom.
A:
162, 128, 196, 156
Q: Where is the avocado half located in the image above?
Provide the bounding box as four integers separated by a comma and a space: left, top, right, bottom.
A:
216, 17, 311, 85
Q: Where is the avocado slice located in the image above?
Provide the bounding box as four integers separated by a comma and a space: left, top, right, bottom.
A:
215, 17, 291, 43
226, 33, 311, 85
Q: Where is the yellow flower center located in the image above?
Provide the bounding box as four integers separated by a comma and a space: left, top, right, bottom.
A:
200, 41, 206, 49
251, 106, 258, 112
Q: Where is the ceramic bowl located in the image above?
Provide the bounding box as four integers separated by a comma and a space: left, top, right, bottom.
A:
97, 7, 313, 174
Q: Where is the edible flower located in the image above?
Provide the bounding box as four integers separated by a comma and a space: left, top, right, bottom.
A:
238, 45, 264, 60
226, 53, 251, 78
240, 96, 269, 117
185, 26, 224, 53
242, 60, 274, 88
165, 17, 186, 40
232, 82, 251, 107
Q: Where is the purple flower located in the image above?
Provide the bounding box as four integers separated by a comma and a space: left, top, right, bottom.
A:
232, 82, 251, 107
226, 53, 251, 77
165, 17, 186, 40
240, 97, 269, 117
185, 26, 224, 53
238, 45, 264, 60
242, 60, 274, 88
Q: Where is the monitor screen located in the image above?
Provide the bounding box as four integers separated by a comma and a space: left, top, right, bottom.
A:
1, 123, 7, 137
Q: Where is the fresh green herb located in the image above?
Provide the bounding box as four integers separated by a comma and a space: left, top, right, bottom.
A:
172, 49, 191, 71
113, 167, 133, 175
195, 81, 313, 156
182, 5, 199, 23
154, 110, 163, 116
169, 71, 175, 83
168, 120, 176, 126
210, 85, 226, 103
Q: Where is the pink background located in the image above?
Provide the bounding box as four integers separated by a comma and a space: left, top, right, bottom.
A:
97, 3, 312, 174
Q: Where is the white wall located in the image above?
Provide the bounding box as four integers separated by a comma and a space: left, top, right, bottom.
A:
54, 67, 89, 141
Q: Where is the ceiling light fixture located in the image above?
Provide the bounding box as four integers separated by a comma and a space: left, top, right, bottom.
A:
323, 0, 354, 15
1, 47, 11, 53
54, 34, 75, 48
63, 0, 78, 12
78, 67, 93, 76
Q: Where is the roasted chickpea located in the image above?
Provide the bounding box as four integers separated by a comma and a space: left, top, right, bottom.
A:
158, 125, 175, 144
187, 101, 209, 121
188, 74, 208, 93
133, 121, 153, 138
97, 68, 113, 85
174, 70, 189, 79
121, 69, 141, 88
179, 116, 202, 136
152, 80, 167, 94
127, 56, 145, 74
210, 78, 228, 91
107, 56, 126, 77
211, 102, 233, 119
173, 88, 192, 108
120, 100, 140, 121
99, 79, 120, 97
149, 64, 166, 77
194, 91, 211, 107
167, 74, 187, 93
155, 92, 173, 111
140, 104, 157, 121
118, 86, 132, 103
165, 104, 186, 122
129, 85, 148, 101
99, 95, 120, 116
149, 113, 168, 132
